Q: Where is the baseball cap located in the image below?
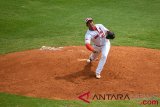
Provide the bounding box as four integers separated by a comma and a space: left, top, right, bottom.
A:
85, 18, 93, 23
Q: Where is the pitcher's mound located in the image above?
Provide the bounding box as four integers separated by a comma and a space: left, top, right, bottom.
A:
0, 46, 160, 100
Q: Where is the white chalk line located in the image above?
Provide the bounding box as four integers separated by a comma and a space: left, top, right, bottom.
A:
40, 46, 63, 51
77, 58, 88, 61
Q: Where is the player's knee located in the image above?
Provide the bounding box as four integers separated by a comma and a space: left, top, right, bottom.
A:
102, 54, 107, 59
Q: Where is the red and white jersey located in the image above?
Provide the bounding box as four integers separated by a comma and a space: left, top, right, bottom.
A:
85, 24, 109, 46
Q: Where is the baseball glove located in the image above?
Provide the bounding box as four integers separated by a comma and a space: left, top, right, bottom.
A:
106, 31, 115, 39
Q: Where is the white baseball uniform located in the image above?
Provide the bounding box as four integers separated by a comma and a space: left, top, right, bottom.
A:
85, 24, 110, 75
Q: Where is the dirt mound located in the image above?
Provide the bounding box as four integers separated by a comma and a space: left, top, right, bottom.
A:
0, 46, 160, 100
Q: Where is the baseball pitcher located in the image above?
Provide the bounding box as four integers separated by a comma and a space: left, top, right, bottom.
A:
84, 18, 115, 79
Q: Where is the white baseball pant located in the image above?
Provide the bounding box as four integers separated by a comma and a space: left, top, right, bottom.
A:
89, 41, 110, 75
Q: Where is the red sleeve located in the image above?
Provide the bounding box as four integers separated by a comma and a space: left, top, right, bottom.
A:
85, 43, 94, 51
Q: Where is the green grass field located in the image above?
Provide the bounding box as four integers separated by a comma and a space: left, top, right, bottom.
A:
0, 93, 159, 107
0, 0, 160, 106
0, 0, 160, 54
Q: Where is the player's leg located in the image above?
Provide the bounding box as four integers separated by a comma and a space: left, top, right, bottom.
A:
95, 42, 110, 78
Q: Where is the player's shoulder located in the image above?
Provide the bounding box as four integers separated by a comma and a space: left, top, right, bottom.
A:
95, 24, 104, 27
85, 30, 91, 36
86, 29, 90, 34
96, 24, 107, 29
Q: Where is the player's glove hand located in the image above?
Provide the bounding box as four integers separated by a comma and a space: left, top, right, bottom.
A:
106, 31, 115, 39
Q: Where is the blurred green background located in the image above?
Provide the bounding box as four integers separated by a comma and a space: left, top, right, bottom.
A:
0, 0, 160, 54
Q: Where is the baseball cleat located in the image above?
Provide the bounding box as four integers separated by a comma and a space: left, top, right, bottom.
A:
86, 58, 92, 63
96, 74, 101, 79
